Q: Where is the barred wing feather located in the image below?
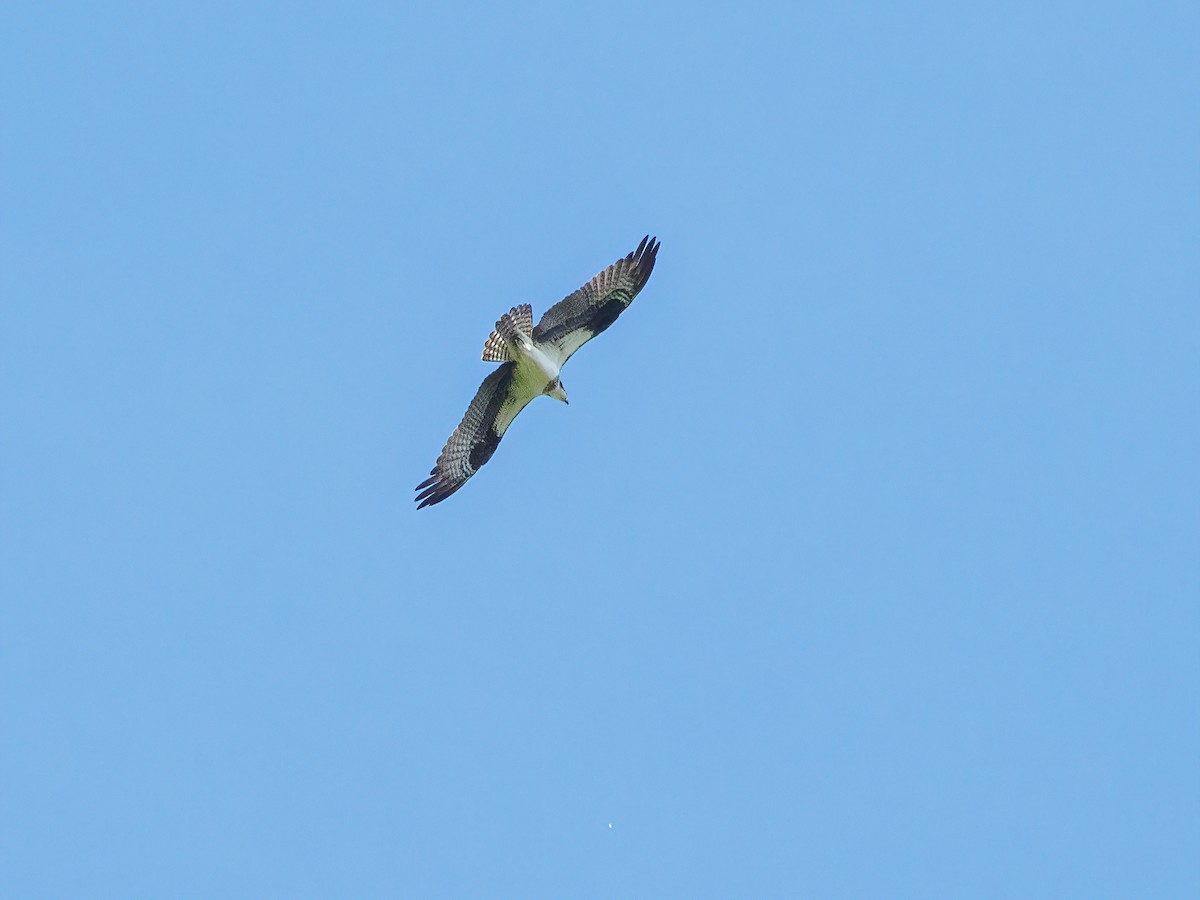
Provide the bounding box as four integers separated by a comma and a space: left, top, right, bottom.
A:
415, 363, 532, 508
532, 235, 660, 367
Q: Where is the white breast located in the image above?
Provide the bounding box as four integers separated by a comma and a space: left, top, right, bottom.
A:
518, 342, 562, 383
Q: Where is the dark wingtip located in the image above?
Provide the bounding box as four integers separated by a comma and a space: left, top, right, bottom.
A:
415, 479, 464, 509
631, 234, 659, 289
415, 483, 443, 508
415, 480, 442, 502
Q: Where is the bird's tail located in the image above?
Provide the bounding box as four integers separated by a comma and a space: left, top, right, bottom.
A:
481, 304, 534, 362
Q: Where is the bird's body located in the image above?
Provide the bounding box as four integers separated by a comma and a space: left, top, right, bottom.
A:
511, 342, 563, 399
416, 236, 660, 508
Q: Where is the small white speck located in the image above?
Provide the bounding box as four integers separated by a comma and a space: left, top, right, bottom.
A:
608, 823, 612, 829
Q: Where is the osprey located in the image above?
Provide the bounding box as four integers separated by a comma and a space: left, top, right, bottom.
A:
416, 235, 660, 508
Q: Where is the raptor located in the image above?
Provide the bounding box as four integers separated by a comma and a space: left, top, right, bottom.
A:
416, 236, 660, 508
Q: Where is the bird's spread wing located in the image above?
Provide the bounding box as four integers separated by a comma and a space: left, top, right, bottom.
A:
415, 363, 534, 508
532, 235, 660, 366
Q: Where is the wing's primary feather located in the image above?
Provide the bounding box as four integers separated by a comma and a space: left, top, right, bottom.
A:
416, 362, 529, 508
533, 235, 660, 365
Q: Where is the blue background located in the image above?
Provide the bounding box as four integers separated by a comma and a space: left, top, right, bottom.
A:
3, 2, 1197, 896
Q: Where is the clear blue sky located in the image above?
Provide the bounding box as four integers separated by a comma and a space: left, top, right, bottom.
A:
3, 2, 1197, 896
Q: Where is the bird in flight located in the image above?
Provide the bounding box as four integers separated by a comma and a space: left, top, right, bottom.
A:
416, 235, 661, 508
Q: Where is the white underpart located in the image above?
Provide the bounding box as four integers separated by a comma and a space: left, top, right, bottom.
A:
493, 335, 566, 432
517, 337, 562, 384
542, 330, 588, 369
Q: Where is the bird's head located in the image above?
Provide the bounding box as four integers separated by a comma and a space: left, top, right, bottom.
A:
546, 378, 568, 405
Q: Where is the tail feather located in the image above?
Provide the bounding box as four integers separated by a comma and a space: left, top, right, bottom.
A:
481, 332, 511, 362
481, 303, 534, 361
